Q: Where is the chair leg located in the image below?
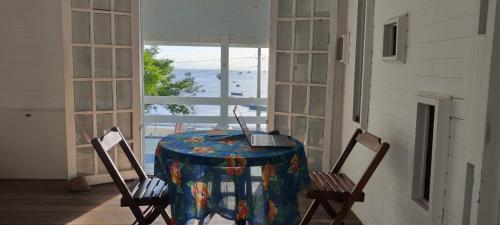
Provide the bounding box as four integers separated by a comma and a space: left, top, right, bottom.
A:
129, 205, 149, 225
161, 209, 173, 225
300, 199, 320, 225
319, 200, 337, 219
329, 202, 353, 225
146, 204, 169, 224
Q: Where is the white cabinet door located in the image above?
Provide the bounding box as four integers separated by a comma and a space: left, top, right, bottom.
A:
269, 0, 340, 171
64, 0, 141, 184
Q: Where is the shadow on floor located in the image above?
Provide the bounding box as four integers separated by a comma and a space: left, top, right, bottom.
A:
0, 179, 363, 225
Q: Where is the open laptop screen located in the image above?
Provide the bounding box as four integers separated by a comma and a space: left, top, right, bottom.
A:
233, 106, 252, 141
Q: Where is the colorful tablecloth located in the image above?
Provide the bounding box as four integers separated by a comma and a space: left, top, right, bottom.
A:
154, 130, 310, 225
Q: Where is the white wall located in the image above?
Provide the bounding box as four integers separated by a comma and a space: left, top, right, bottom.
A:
340, 0, 485, 224
142, 0, 270, 46
0, 0, 67, 179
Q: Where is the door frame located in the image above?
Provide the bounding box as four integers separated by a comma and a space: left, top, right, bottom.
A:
63, 0, 142, 184
268, 0, 344, 171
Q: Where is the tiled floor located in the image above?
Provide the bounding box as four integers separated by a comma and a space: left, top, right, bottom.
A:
0, 180, 363, 225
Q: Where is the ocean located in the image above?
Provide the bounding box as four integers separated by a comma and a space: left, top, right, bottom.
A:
146, 68, 268, 117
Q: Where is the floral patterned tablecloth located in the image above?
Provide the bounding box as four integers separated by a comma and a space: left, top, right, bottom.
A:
154, 130, 310, 225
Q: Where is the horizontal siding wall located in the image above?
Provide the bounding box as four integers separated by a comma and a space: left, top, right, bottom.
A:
340, 0, 477, 224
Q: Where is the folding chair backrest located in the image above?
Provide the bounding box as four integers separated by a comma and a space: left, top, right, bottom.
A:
331, 129, 390, 197
91, 127, 148, 203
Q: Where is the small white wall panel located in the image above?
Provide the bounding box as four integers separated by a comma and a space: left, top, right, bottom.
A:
0, 0, 67, 179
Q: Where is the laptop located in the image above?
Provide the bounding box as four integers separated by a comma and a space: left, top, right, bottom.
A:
233, 105, 292, 148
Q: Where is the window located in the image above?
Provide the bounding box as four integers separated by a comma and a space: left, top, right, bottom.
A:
142, 43, 268, 172
382, 22, 398, 58
414, 103, 435, 205
352, 0, 373, 128
411, 92, 451, 224
382, 14, 407, 62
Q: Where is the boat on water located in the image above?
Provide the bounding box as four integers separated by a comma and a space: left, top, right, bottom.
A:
184, 72, 191, 77
216, 73, 221, 80
230, 92, 243, 96
236, 84, 240, 87
238, 71, 242, 74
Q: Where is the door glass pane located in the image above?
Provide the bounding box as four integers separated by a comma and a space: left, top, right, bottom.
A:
96, 113, 114, 137
291, 116, 307, 142
278, 0, 293, 17
115, 0, 131, 12
117, 80, 132, 109
95, 81, 113, 110
275, 85, 290, 113
313, 20, 330, 50
311, 53, 328, 83
276, 53, 291, 82
98, 148, 114, 174
295, 20, 310, 50
277, 21, 292, 50
73, 47, 91, 78
314, 0, 330, 17
75, 114, 93, 145
296, 0, 311, 17
293, 54, 309, 82
72, 0, 90, 9
71, 12, 90, 43
94, 13, 111, 44
118, 149, 132, 171
117, 112, 132, 139
151, 45, 221, 98
292, 85, 307, 114
93, 0, 111, 10
275, 115, 289, 135
309, 86, 326, 116
76, 147, 94, 175
116, 48, 132, 77
308, 118, 324, 147
74, 81, 92, 112
307, 148, 323, 171
115, 15, 131, 45
95, 48, 112, 77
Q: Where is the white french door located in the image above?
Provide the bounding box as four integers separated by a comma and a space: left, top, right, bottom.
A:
269, 0, 339, 171
64, 0, 141, 184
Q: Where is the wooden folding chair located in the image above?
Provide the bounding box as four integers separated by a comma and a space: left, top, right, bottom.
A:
300, 129, 390, 225
91, 127, 173, 225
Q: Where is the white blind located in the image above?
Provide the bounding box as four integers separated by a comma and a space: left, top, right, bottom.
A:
142, 0, 270, 47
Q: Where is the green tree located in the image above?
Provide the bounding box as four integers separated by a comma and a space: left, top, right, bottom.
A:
144, 45, 201, 115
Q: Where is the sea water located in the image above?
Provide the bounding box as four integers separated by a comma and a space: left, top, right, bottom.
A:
144, 68, 268, 131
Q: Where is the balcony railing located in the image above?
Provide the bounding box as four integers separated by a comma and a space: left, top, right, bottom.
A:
142, 95, 267, 173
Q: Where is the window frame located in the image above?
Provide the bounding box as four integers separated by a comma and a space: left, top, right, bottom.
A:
142, 38, 268, 134
352, 0, 374, 129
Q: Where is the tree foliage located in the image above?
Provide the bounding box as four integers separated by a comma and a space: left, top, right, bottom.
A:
144, 45, 201, 115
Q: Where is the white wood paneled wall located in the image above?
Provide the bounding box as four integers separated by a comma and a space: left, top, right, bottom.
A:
339, 0, 486, 225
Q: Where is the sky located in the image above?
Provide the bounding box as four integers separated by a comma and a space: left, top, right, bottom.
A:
149, 45, 269, 71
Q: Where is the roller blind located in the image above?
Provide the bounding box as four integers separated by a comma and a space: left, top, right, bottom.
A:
142, 0, 270, 46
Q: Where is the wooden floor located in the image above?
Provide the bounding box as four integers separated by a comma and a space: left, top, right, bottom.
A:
0, 180, 363, 225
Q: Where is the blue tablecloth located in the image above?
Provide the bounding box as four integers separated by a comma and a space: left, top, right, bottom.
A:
154, 130, 310, 225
